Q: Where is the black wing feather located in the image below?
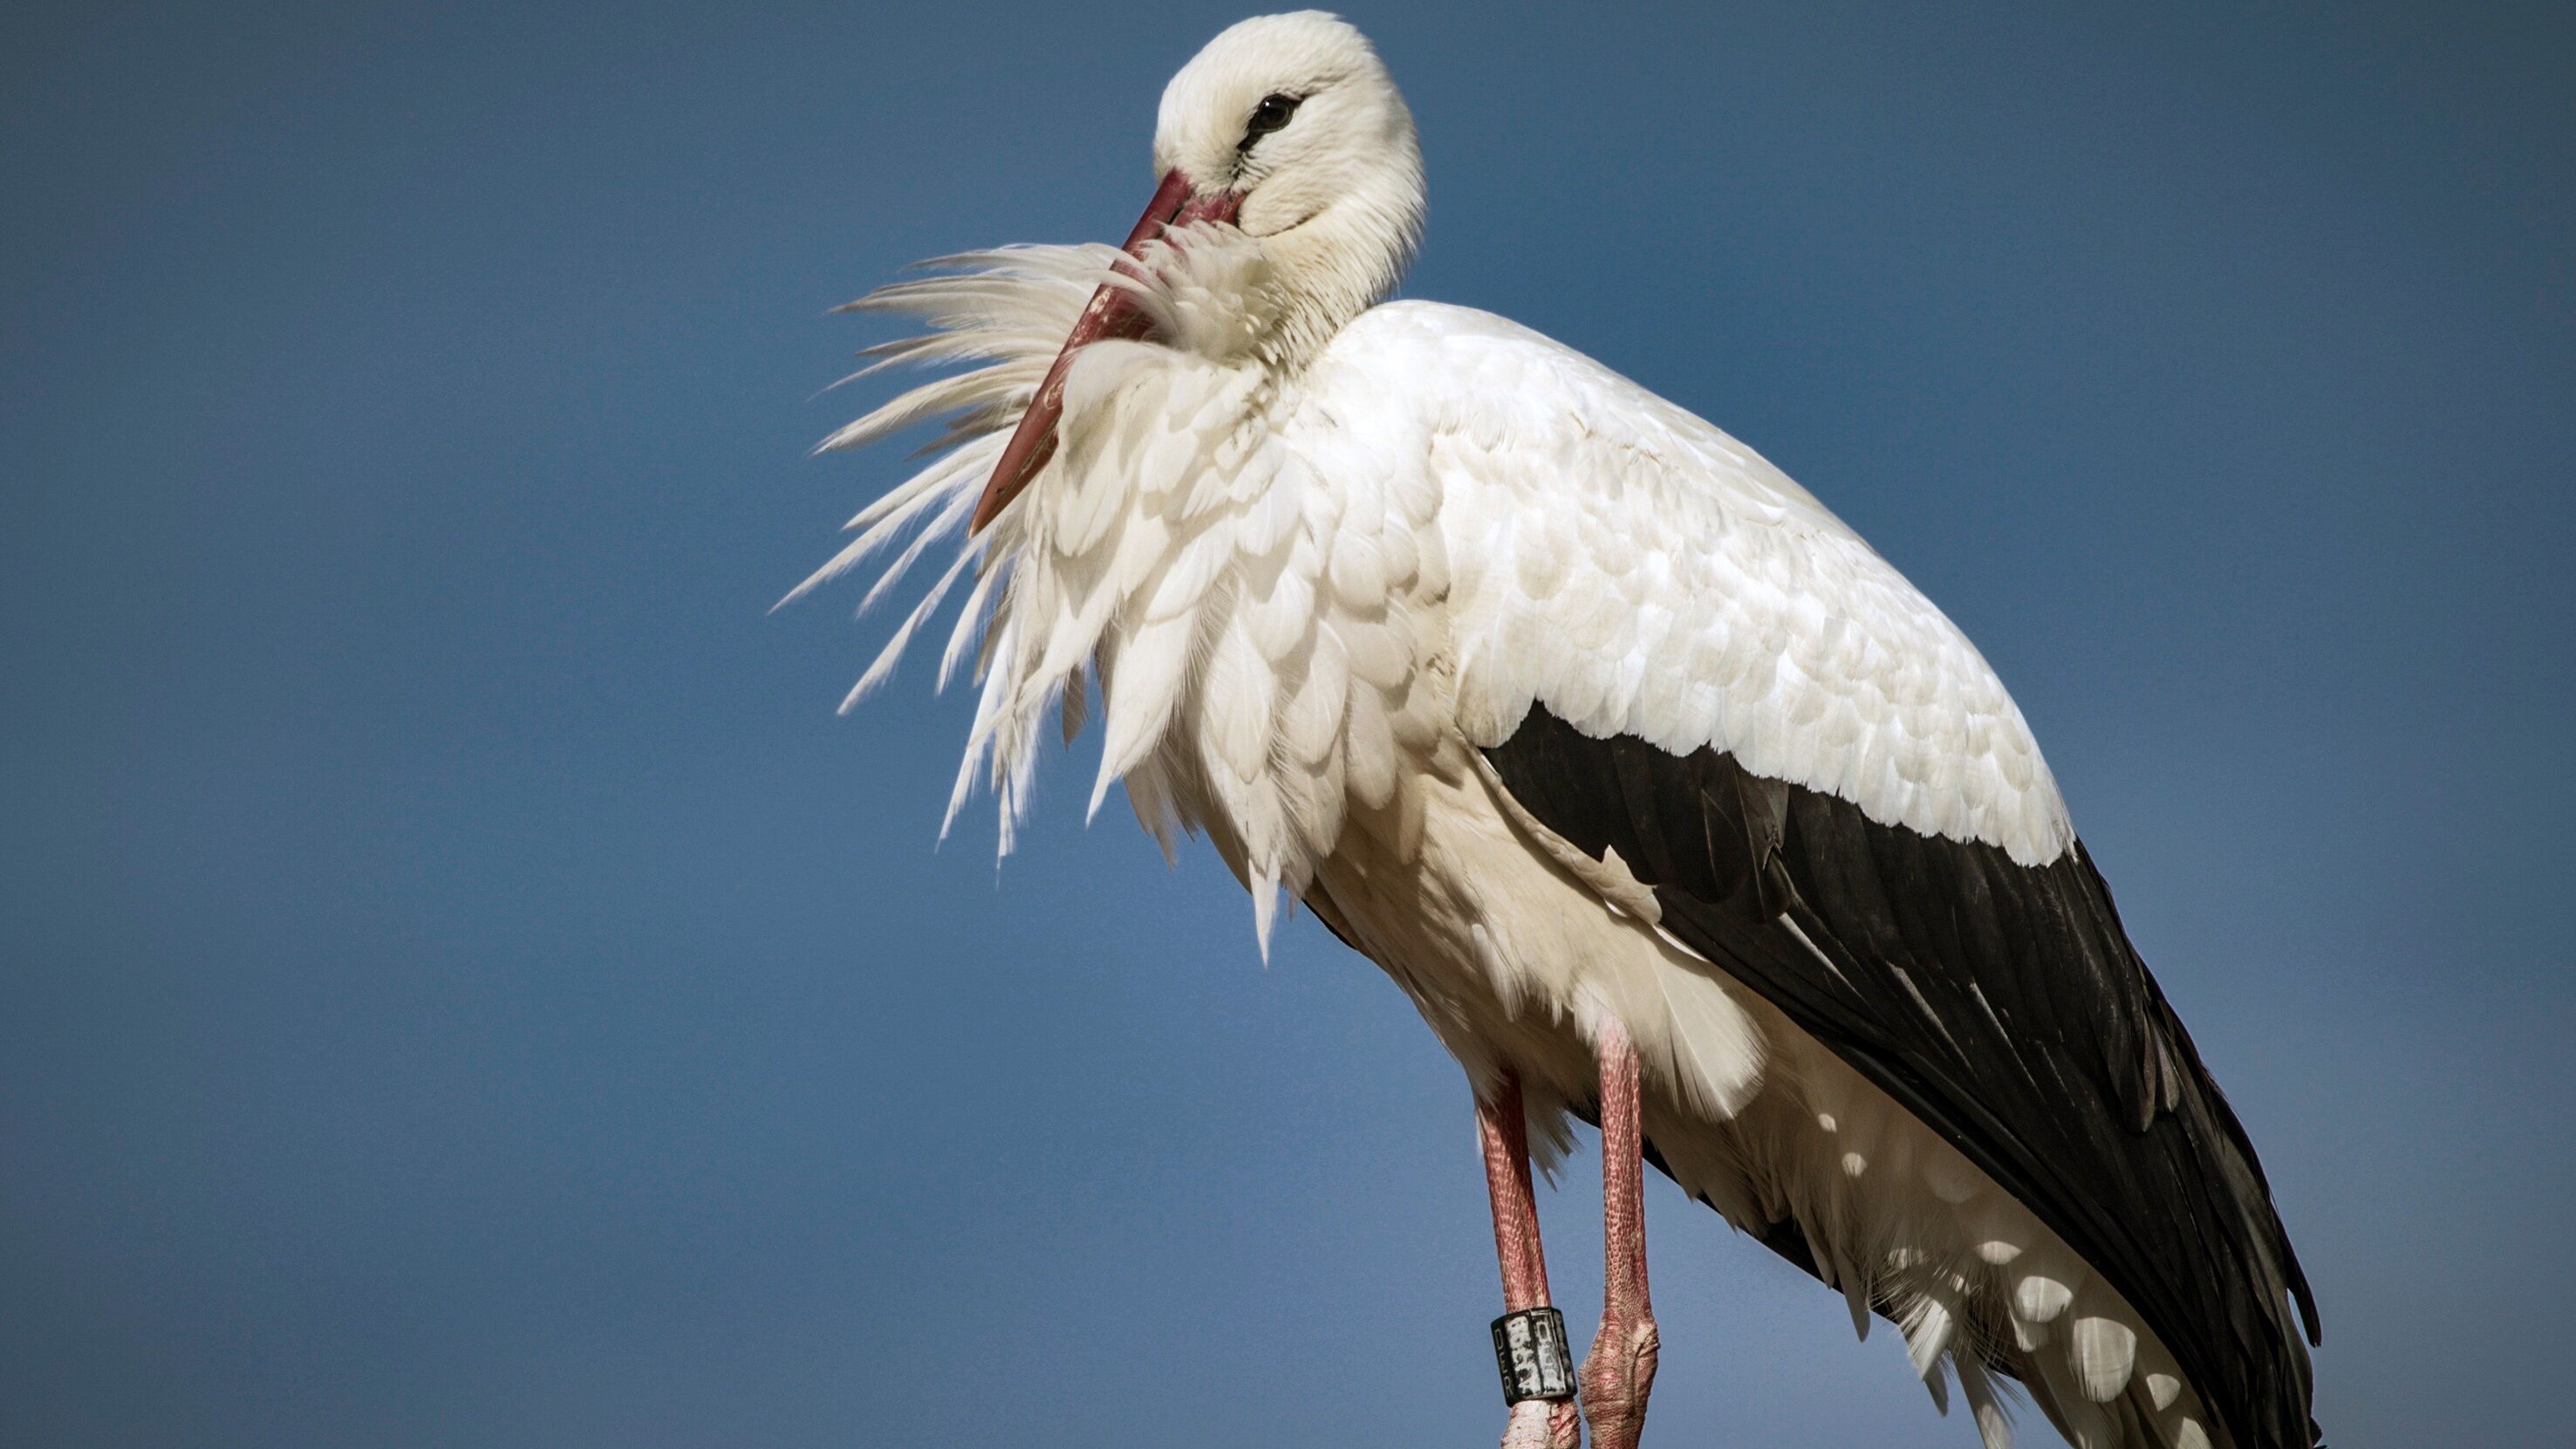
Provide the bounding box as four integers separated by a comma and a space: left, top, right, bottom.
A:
1483, 707, 2320, 1449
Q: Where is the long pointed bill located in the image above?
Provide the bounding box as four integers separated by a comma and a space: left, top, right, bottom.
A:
967, 170, 1242, 535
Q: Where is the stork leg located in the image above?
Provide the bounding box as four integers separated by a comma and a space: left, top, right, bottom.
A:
1581, 1018, 1659, 1449
1479, 1071, 1580, 1449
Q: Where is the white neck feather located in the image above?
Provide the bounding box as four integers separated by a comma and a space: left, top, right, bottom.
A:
1242, 142, 1424, 370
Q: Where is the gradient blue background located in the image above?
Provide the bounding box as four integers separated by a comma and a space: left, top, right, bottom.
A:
5, 3, 2569, 1445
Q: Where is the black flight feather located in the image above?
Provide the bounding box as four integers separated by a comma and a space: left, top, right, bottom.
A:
1482, 706, 2321, 1449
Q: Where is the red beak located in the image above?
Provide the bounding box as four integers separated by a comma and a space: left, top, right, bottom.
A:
967, 170, 1243, 535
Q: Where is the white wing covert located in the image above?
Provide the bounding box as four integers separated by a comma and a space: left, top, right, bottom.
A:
1329, 304, 2075, 866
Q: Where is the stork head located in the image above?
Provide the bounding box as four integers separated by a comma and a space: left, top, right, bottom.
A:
971, 12, 1424, 532
1152, 11, 1425, 339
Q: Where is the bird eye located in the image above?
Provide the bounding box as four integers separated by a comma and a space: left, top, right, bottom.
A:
1240, 92, 1302, 149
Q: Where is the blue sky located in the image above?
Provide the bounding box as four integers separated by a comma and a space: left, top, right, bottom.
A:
3, 3, 2569, 1446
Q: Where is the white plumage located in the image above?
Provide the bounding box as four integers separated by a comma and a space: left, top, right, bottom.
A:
811, 239, 2069, 890
798, 15, 2315, 1449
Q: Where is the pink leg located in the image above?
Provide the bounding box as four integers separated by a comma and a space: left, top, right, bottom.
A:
1479, 1073, 1580, 1449
1582, 1019, 1659, 1449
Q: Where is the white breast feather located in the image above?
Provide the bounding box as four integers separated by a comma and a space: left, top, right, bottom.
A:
800, 232, 1444, 945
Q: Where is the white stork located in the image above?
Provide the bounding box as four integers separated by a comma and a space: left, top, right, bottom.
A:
793, 13, 2322, 1449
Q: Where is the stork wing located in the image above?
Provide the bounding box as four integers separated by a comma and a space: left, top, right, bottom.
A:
1345, 303, 2321, 1449
1484, 713, 2319, 1449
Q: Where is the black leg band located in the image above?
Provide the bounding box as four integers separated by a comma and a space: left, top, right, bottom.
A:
1492, 1306, 1576, 1404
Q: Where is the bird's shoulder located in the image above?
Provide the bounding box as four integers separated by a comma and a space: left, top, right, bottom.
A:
1314, 300, 1845, 531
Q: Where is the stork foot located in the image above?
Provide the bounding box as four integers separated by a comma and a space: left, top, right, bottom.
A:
1499, 1396, 1581, 1449
1478, 1074, 1582, 1449
1582, 1016, 1658, 1449
1578, 1310, 1660, 1449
